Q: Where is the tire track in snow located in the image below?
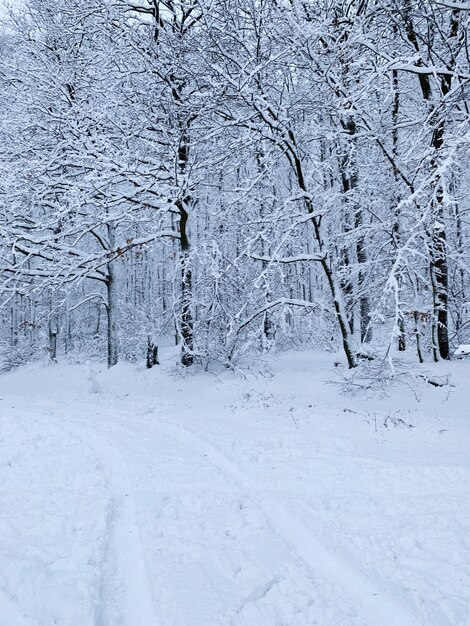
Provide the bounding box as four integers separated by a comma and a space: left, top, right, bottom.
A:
55, 405, 420, 625
107, 495, 160, 626
151, 417, 422, 626
44, 414, 161, 626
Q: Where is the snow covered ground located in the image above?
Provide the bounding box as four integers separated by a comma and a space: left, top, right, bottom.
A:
0, 350, 469, 626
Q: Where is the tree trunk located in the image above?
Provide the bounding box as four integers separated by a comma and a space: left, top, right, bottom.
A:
48, 312, 58, 363
179, 203, 194, 366
430, 217, 449, 360
146, 335, 159, 368
341, 117, 371, 343
414, 312, 424, 364
391, 68, 406, 352
106, 224, 118, 368
10, 294, 18, 348
322, 257, 357, 369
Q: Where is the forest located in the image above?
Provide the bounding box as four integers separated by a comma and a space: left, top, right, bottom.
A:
0, 0, 469, 371
1, 3, 470, 624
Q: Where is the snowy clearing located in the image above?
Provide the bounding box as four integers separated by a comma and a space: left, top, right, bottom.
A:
0, 350, 469, 626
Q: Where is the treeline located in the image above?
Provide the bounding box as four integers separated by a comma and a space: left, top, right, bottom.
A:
0, 0, 469, 369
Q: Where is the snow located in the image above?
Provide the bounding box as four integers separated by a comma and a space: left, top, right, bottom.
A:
1, 350, 469, 626
454, 344, 470, 356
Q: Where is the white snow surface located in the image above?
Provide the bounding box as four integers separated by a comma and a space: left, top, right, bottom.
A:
454, 345, 470, 356
0, 350, 469, 626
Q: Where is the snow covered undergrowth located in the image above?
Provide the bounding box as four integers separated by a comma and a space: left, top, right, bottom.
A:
0, 350, 469, 626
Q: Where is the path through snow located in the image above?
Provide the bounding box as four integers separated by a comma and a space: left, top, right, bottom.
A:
1, 351, 469, 625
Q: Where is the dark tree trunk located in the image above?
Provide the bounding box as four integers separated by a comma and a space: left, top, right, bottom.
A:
414, 312, 424, 364
146, 335, 159, 368
178, 200, 194, 367
48, 315, 58, 363
340, 117, 371, 343
106, 270, 118, 368
391, 69, 406, 352
106, 225, 118, 368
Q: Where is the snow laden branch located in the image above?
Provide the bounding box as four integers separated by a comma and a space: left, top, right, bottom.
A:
250, 254, 326, 264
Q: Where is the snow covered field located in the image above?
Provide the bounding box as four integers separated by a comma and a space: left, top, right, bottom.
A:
0, 350, 469, 626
